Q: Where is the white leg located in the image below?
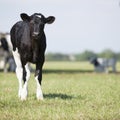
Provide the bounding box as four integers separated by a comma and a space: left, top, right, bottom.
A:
16, 66, 23, 98
112, 66, 116, 73
20, 64, 30, 101
105, 67, 109, 73
35, 76, 43, 100
21, 81, 28, 101
12, 49, 23, 98
25, 64, 30, 81
12, 49, 30, 101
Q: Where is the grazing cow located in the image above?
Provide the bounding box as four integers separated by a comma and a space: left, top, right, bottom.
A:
0, 33, 15, 72
90, 57, 117, 73
10, 13, 55, 100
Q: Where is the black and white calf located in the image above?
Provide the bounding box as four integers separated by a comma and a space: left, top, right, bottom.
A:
90, 57, 117, 73
10, 13, 55, 100
0, 33, 15, 72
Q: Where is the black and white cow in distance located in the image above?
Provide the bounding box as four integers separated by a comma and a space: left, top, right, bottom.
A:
10, 13, 55, 100
0, 33, 15, 72
90, 57, 117, 73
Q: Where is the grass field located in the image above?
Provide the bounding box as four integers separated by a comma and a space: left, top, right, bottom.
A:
0, 61, 120, 120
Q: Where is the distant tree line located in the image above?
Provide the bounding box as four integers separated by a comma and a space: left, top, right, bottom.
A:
45, 49, 120, 61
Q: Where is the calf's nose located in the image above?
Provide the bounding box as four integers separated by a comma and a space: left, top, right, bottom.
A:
32, 32, 39, 37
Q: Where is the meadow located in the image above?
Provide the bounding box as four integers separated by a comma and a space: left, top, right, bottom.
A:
0, 61, 120, 120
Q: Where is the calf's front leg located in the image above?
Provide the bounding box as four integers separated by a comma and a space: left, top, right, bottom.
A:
35, 69, 43, 100
20, 64, 30, 101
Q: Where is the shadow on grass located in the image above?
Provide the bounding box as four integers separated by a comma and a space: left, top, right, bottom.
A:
44, 93, 86, 100
43, 69, 93, 74
1, 68, 119, 74
43, 69, 120, 74
44, 93, 73, 100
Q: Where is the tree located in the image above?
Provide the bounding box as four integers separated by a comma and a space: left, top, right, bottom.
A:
75, 50, 97, 61
45, 53, 70, 61
98, 49, 116, 59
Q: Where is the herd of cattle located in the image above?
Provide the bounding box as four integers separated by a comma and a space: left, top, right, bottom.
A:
90, 57, 117, 73
0, 33, 117, 74
0, 33, 118, 74
0, 33, 16, 72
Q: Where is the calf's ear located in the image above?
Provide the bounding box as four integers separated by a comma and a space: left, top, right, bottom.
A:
45, 16, 55, 24
20, 13, 31, 22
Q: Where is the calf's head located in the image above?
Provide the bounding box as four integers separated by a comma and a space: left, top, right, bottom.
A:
90, 57, 100, 67
20, 13, 55, 39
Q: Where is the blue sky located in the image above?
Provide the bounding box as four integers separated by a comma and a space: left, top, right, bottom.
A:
0, 0, 120, 53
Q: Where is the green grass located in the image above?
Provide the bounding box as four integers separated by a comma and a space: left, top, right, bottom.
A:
0, 62, 120, 120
